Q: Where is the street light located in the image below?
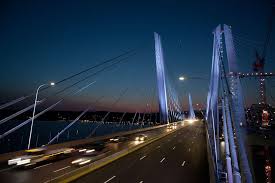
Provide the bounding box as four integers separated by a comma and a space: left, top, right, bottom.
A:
27, 82, 55, 149
179, 76, 185, 81
179, 76, 208, 81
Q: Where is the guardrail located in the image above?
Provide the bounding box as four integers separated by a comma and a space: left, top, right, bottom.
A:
205, 121, 218, 183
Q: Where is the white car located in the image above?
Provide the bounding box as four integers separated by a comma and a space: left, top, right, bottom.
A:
135, 134, 148, 142
8, 147, 75, 168
78, 148, 97, 155
109, 136, 128, 143
8, 148, 46, 166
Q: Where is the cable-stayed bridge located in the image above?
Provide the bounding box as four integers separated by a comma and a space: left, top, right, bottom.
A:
0, 25, 272, 183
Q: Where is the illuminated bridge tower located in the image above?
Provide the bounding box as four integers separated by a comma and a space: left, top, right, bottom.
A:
188, 93, 195, 119
223, 24, 253, 183
154, 32, 169, 124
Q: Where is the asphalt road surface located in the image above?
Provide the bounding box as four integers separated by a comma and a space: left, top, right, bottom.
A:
74, 121, 209, 183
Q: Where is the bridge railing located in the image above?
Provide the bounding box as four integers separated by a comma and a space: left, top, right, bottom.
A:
205, 120, 218, 183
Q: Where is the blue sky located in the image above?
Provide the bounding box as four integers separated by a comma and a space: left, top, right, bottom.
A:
0, 0, 274, 112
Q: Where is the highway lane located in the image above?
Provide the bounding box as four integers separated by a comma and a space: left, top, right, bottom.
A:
74, 121, 209, 183
0, 124, 173, 183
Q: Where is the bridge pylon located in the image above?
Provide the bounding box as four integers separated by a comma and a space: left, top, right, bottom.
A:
154, 32, 169, 124
188, 93, 195, 119
223, 24, 253, 183
206, 24, 253, 183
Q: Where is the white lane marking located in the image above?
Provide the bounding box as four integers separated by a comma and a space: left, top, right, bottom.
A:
34, 163, 52, 170
139, 181, 144, 183
192, 141, 194, 144
104, 176, 116, 183
140, 155, 146, 160
157, 145, 161, 149
53, 166, 70, 173
0, 166, 14, 173
181, 161, 186, 167
172, 146, 176, 150
43, 161, 94, 183
160, 157, 166, 163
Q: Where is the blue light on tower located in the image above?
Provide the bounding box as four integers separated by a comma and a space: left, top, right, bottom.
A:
154, 32, 169, 124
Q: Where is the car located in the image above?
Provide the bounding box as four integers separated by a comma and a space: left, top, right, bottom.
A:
167, 125, 177, 130
109, 136, 128, 143
89, 141, 106, 151
9, 147, 75, 168
76, 141, 108, 157
167, 125, 173, 129
135, 134, 148, 142
8, 147, 46, 166
82, 148, 98, 156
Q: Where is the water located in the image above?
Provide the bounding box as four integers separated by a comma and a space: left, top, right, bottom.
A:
220, 140, 274, 182
0, 120, 149, 154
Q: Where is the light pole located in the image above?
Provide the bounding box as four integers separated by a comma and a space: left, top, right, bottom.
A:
178, 75, 208, 117
27, 82, 55, 149
179, 75, 208, 81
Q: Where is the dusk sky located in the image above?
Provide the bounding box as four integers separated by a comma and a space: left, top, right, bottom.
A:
0, 0, 274, 112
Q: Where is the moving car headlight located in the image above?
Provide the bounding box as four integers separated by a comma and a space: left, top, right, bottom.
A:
86, 149, 95, 153
135, 137, 139, 141
140, 137, 144, 141
79, 159, 91, 165
72, 159, 83, 164
78, 149, 87, 152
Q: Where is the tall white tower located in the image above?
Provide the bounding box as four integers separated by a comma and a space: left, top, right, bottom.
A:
154, 32, 169, 124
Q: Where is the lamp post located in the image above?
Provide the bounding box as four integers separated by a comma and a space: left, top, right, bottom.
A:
179, 75, 208, 81
178, 75, 208, 117
27, 82, 55, 149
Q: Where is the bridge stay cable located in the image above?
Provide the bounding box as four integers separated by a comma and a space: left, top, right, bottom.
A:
87, 88, 129, 138
0, 53, 136, 126
0, 49, 136, 110
47, 95, 104, 145
0, 81, 99, 140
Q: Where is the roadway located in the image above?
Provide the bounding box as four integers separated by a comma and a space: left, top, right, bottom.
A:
74, 121, 209, 183
0, 124, 175, 183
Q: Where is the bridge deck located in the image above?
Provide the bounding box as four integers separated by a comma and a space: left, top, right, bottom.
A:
74, 122, 209, 183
